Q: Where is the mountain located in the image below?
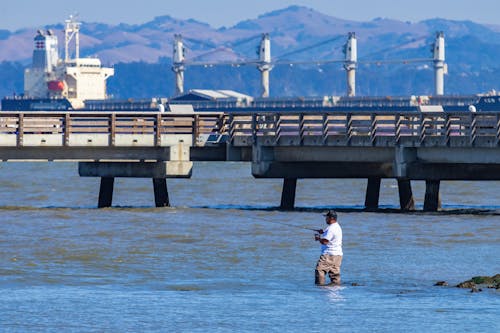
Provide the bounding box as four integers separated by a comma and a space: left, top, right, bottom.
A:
1, 5, 500, 98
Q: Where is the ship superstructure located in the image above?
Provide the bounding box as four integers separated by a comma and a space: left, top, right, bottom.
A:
22, 16, 114, 109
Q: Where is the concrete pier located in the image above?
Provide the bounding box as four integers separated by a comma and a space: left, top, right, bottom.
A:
79, 161, 191, 207
3, 110, 500, 210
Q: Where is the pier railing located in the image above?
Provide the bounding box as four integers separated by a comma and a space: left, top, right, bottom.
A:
1, 111, 500, 148
229, 112, 500, 147
0, 112, 226, 147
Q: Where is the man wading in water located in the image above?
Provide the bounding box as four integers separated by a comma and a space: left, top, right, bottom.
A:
314, 210, 343, 286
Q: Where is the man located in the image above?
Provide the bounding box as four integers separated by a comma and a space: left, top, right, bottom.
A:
314, 210, 343, 286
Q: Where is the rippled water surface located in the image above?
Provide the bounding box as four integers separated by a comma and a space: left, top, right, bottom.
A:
0, 162, 498, 332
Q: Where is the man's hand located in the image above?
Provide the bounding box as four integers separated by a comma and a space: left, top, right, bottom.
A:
315, 229, 324, 234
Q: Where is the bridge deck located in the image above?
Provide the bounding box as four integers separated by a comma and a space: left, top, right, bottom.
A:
0, 110, 499, 165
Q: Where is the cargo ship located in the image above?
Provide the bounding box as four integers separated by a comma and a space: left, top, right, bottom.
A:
2, 16, 114, 111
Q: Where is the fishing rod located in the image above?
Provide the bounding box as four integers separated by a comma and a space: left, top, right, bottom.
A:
249, 215, 323, 233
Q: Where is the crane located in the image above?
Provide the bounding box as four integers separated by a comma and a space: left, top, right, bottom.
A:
171, 31, 446, 97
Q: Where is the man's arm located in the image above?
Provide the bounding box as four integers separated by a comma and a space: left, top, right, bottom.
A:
315, 234, 330, 245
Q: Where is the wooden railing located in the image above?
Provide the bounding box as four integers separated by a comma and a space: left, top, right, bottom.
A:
1, 111, 500, 148
0, 112, 226, 147
228, 112, 500, 147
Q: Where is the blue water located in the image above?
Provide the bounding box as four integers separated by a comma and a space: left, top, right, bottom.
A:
0, 162, 498, 332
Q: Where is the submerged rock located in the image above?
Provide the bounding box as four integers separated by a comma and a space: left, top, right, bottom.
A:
456, 274, 500, 290
434, 281, 448, 286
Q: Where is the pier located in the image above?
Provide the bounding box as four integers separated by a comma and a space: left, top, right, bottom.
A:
1, 110, 500, 211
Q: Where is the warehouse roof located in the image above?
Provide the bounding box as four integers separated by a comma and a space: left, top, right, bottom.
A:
171, 89, 253, 102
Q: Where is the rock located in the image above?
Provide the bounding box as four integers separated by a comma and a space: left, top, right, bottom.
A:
434, 281, 448, 286
457, 281, 476, 289
456, 274, 500, 289
470, 286, 482, 293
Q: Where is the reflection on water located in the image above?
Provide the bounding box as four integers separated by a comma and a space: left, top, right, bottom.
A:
0, 162, 498, 332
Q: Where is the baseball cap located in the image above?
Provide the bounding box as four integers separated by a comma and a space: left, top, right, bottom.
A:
323, 210, 337, 219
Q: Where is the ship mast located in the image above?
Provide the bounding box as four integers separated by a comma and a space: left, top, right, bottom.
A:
64, 15, 80, 62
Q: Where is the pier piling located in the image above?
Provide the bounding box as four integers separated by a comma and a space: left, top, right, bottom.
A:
397, 179, 415, 211
424, 180, 441, 212
98, 177, 114, 208
153, 178, 170, 207
365, 177, 381, 211
280, 178, 297, 210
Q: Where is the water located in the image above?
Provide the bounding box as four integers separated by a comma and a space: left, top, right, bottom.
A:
0, 162, 498, 332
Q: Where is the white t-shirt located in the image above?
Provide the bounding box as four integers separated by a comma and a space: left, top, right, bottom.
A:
321, 223, 343, 256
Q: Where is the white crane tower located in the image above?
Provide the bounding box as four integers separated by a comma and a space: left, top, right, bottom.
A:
433, 31, 446, 96
170, 31, 444, 98
64, 15, 80, 62
343, 32, 357, 97
172, 34, 186, 96
257, 33, 272, 98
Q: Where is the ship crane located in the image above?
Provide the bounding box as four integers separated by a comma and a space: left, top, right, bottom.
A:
257, 33, 272, 97
171, 31, 446, 97
343, 32, 357, 97
172, 33, 270, 97
357, 32, 446, 96
171, 34, 345, 97
64, 15, 80, 62
172, 34, 185, 96
433, 31, 446, 95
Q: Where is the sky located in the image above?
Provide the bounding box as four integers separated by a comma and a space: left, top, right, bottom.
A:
1, 0, 499, 31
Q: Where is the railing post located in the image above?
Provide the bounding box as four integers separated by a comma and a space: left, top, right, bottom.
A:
419, 113, 426, 144
395, 113, 402, 144
110, 113, 116, 146
252, 113, 257, 143
496, 114, 500, 145
275, 113, 281, 144
370, 113, 376, 144
64, 113, 71, 146
346, 113, 352, 144
193, 114, 200, 147
217, 114, 225, 137
17, 113, 24, 147
299, 113, 304, 144
470, 112, 477, 145
156, 113, 162, 147
444, 113, 451, 146
228, 114, 234, 144
322, 113, 328, 144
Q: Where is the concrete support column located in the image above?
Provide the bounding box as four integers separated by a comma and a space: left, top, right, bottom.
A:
280, 178, 297, 210
365, 177, 381, 211
397, 179, 415, 211
424, 180, 441, 212
153, 178, 170, 207
98, 177, 114, 208
80, 161, 191, 208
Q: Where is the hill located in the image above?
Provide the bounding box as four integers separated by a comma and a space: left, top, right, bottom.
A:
1, 5, 500, 98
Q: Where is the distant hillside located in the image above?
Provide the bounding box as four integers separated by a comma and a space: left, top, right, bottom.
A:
1, 5, 500, 98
